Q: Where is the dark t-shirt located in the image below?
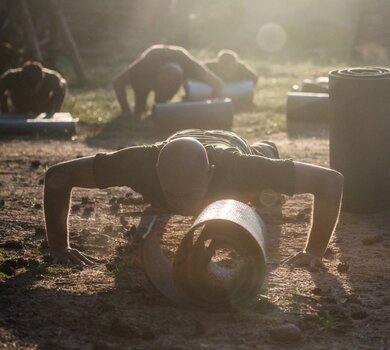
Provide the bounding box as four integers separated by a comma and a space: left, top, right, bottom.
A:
93, 129, 295, 211
0, 67, 65, 113
123, 45, 213, 91
205, 60, 258, 84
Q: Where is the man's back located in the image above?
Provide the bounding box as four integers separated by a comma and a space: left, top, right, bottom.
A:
125, 45, 206, 90
93, 129, 295, 210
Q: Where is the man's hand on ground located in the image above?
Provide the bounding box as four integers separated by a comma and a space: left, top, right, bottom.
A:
51, 247, 101, 266
282, 251, 326, 271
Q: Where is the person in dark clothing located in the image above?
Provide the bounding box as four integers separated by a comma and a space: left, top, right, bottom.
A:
113, 45, 224, 121
44, 129, 344, 270
0, 61, 67, 114
205, 50, 258, 84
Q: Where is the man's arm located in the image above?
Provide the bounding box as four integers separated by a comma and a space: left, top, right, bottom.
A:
184, 54, 224, 98
113, 52, 149, 117
44, 156, 98, 265
50, 77, 67, 113
113, 69, 133, 116
283, 161, 343, 268
237, 61, 258, 84
201, 66, 224, 98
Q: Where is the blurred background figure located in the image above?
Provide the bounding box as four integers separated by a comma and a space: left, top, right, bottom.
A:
0, 61, 67, 114
113, 44, 223, 122
205, 50, 258, 85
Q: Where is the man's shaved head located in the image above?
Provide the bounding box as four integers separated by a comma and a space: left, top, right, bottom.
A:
155, 63, 184, 102
217, 49, 239, 64
217, 49, 239, 73
156, 137, 213, 215
21, 61, 44, 90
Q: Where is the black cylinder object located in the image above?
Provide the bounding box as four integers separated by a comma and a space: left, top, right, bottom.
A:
184, 80, 255, 104
152, 98, 234, 133
286, 91, 329, 123
329, 67, 390, 213
0, 112, 77, 136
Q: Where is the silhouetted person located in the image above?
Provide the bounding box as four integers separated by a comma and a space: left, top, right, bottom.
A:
113, 45, 224, 121
0, 61, 67, 114
205, 50, 258, 84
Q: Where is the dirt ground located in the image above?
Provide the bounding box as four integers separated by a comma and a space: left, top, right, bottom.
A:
0, 129, 389, 350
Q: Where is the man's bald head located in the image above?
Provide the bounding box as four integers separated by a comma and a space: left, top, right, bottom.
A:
217, 49, 239, 72
21, 61, 44, 90
156, 137, 212, 215
157, 137, 209, 189
155, 63, 184, 102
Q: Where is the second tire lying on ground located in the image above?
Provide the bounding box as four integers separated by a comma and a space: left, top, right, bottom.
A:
329, 67, 390, 213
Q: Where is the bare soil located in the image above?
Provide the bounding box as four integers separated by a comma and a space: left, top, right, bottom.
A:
1, 130, 389, 350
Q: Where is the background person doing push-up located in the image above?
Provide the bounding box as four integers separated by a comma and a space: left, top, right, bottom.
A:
0, 61, 67, 114
113, 45, 224, 122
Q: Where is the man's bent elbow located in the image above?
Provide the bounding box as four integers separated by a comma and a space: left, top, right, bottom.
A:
44, 163, 72, 192
319, 168, 344, 202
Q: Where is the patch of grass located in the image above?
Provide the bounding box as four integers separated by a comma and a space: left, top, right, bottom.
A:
43, 265, 80, 275
14, 267, 27, 276
63, 87, 119, 126
0, 272, 7, 282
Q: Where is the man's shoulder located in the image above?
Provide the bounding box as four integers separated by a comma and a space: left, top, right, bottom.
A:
205, 144, 242, 167
0, 68, 21, 83
93, 143, 162, 179
117, 143, 161, 157
237, 60, 257, 75
118, 143, 163, 168
134, 45, 185, 71
204, 60, 218, 68
42, 68, 65, 83
146, 44, 189, 59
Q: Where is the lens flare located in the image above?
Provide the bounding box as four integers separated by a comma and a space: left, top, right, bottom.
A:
256, 22, 287, 53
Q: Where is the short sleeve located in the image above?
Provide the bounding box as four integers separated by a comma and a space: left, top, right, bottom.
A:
46, 72, 64, 92
215, 152, 296, 196
93, 145, 159, 189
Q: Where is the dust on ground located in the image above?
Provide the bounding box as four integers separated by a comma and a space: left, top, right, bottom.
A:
0, 130, 389, 350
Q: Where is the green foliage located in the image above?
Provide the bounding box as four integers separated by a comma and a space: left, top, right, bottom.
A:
63, 87, 119, 126
43, 265, 79, 275
0, 272, 7, 282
